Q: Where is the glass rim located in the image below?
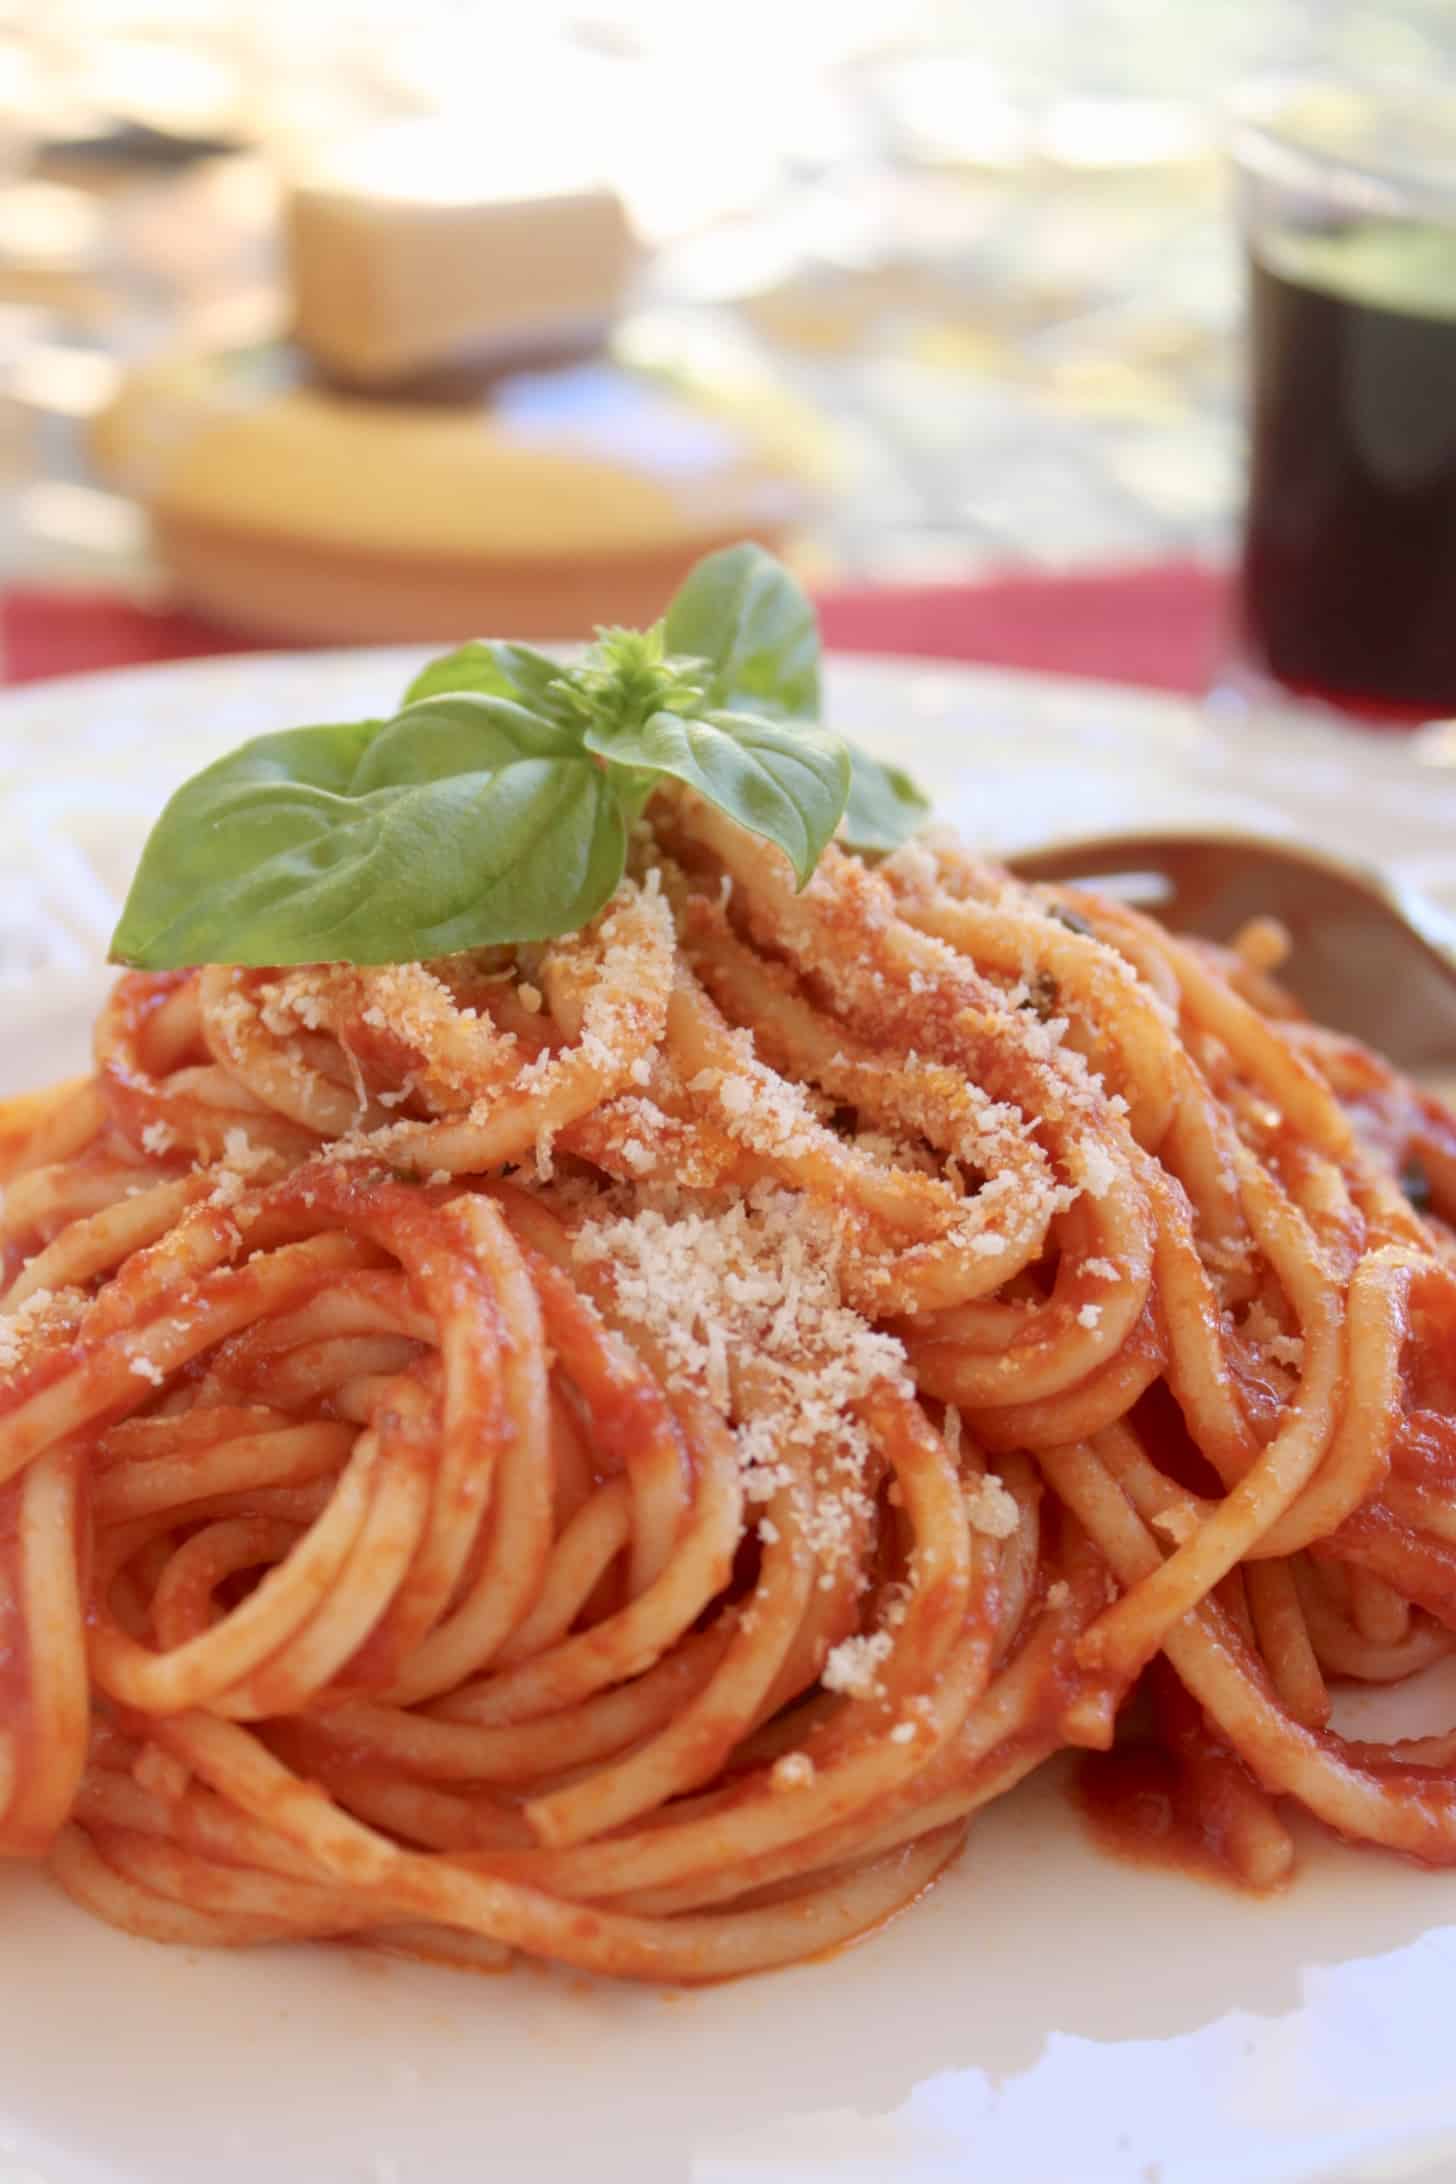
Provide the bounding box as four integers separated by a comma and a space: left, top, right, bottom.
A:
1230, 72, 1456, 225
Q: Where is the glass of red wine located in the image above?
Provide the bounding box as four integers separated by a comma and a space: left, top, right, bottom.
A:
1224, 81, 1456, 728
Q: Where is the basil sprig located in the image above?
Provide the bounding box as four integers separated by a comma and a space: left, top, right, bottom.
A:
110, 544, 928, 970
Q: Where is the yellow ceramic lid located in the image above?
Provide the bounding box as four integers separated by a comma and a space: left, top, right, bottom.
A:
93, 343, 817, 562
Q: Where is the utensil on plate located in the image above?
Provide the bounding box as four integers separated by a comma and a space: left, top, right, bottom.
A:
1006, 828, 1456, 1077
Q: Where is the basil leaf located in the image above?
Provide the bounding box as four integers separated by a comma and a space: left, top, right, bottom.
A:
353, 692, 574, 784
402, 639, 566, 713
109, 545, 912, 973
662, 544, 820, 721
111, 694, 626, 968
841, 741, 931, 855
610, 767, 659, 827
584, 707, 848, 888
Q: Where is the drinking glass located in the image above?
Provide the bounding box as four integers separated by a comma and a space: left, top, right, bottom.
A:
1223, 78, 1456, 726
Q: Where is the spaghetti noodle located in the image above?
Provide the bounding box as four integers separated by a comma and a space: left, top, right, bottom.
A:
2, 795, 1455, 1981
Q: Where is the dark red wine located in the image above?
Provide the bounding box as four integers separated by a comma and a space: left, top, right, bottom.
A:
1237, 231, 1456, 719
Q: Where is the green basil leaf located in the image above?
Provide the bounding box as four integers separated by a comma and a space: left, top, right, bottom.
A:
610, 766, 660, 827
111, 694, 626, 968
585, 706, 848, 887
662, 544, 820, 721
353, 692, 578, 784
402, 639, 566, 712
841, 741, 931, 855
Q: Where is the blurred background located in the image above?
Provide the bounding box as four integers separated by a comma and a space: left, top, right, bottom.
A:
0, 0, 1453, 647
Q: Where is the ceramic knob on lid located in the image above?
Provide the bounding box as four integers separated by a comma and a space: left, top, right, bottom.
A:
284, 122, 642, 392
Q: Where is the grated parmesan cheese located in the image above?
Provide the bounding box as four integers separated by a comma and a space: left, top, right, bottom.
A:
259, 979, 330, 1036
822, 1628, 895, 1699
0, 1287, 83, 1374
685, 1042, 820, 1161
1078, 1141, 1118, 1199
771, 1752, 816, 1791
222, 1128, 269, 1175
573, 1182, 906, 1573
963, 1474, 1020, 1539
1240, 1298, 1304, 1372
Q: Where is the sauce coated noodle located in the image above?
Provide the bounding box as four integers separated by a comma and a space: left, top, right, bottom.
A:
0, 801, 1454, 1982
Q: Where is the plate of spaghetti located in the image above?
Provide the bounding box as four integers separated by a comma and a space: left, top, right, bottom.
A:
4, 547, 1456, 2184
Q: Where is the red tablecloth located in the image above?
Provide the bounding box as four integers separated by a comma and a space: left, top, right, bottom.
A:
0, 560, 1226, 692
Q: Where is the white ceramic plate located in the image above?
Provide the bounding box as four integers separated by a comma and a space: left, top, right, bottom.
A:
3, 649, 1456, 2184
